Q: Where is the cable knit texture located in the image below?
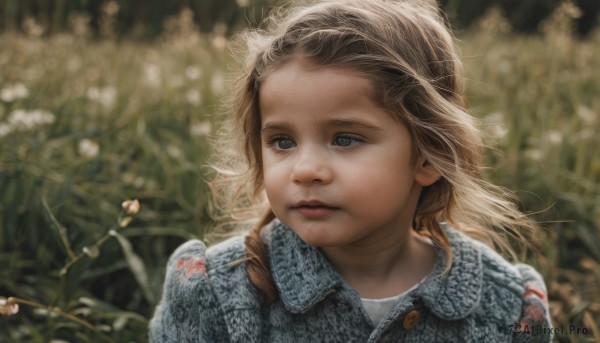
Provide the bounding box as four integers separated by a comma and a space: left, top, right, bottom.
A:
150, 221, 552, 342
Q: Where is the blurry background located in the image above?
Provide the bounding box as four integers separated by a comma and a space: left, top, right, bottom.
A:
0, 0, 598, 342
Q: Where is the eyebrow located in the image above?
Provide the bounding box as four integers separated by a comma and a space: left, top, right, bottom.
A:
325, 118, 383, 131
261, 118, 383, 134
261, 121, 293, 135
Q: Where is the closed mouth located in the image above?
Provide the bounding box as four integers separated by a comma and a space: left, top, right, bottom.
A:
292, 200, 339, 219
292, 200, 338, 209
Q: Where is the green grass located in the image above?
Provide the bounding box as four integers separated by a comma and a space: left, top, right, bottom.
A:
0, 30, 230, 342
460, 28, 600, 341
0, 24, 598, 343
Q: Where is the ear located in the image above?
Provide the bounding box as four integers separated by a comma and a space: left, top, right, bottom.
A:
414, 157, 441, 187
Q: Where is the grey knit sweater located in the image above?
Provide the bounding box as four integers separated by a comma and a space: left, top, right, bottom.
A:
150, 221, 552, 342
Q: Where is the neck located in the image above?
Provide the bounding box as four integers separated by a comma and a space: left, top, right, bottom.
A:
320, 230, 435, 299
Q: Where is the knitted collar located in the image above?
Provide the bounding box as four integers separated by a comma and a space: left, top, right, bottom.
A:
268, 220, 483, 320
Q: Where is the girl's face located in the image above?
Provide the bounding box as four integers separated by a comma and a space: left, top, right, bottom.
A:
259, 58, 438, 250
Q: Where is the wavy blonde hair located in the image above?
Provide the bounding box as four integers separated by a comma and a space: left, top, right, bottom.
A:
209, 0, 537, 303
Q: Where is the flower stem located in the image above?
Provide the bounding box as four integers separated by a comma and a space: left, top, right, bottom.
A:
7, 297, 96, 331
42, 198, 76, 260
60, 228, 115, 276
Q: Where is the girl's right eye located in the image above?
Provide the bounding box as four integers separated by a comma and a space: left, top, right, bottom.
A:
269, 136, 296, 150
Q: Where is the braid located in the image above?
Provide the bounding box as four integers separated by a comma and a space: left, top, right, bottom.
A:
244, 209, 278, 304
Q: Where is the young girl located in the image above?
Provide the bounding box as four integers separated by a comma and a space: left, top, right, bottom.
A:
150, 0, 552, 341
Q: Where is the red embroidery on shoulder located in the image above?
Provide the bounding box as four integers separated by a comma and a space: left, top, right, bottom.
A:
175, 257, 207, 281
523, 302, 546, 322
523, 281, 548, 305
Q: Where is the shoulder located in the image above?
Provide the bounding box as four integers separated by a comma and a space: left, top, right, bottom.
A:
426, 225, 525, 320
206, 235, 246, 268
443, 224, 544, 297
443, 225, 552, 341
465, 230, 549, 312
162, 235, 248, 282
160, 235, 256, 306
160, 235, 248, 283
158, 236, 245, 281
160, 239, 214, 302
511, 263, 552, 342
205, 235, 262, 308
442, 225, 524, 293
150, 239, 231, 342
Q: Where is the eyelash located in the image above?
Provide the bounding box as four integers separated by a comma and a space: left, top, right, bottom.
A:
267, 136, 295, 150
266, 134, 364, 151
333, 134, 363, 147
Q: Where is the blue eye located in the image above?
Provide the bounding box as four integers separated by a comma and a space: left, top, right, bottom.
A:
333, 135, 362, 147
277, 138, 295, 149
269, 136, 296, 150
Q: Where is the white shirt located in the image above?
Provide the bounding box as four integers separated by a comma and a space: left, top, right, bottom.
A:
360, 237, 433, 326
360, 276, 426, 326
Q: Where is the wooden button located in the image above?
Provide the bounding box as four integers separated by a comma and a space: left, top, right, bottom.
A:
403, 310, 420, 330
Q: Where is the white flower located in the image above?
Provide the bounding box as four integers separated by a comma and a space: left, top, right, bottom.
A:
185, 66, 202, 80
82, 246, 99, 259
8, 109, 29, 126
484, 111, 505, 124
28, 109, 55, 128
185, 89, 202, 106
12, 83, 29, 99
100, 87, 116, 108
0, 83, 30, 102
190, 121, 212, 137
483, 112, 508, 139
133, 176, 145, 188
0, 298, 19, 316
86, 87, 100, 100
166, 144, 183, 159
8, 109, 55, 129
543, 130, 563, 145
0, 123, 12, 138
211, 35, 227, 50
143, 63, 161, 87
86, 86, 116, 108
525, 149, 543, 161
78, 139, 100, 158
121, 199, 141, 215
488, 124, 508, 138
577, 105, 596, 125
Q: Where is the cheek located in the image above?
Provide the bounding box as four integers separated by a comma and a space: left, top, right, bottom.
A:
341, 156, 414, 201
344, 171, 395, 201
262, 157, 286, 198
261, 149, 274, 181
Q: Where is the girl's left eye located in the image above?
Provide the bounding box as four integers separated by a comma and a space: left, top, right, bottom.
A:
333, 135, 363, 147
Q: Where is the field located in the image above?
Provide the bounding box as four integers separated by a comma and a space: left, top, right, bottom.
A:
0, 8, 599, 343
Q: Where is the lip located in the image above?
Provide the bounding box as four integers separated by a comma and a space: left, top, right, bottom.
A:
292, 200, 338, 219
293, 200, 335, 208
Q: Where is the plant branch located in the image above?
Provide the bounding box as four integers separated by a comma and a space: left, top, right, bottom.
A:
7, 297, 96, 331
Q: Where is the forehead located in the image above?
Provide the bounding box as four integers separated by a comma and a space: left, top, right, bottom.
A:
259, 58, 378, 117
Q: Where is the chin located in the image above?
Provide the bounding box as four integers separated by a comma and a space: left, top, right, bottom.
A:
294, 231, 345, 248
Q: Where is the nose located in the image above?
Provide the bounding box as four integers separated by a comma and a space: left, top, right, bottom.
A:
291, 146, 333, 185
